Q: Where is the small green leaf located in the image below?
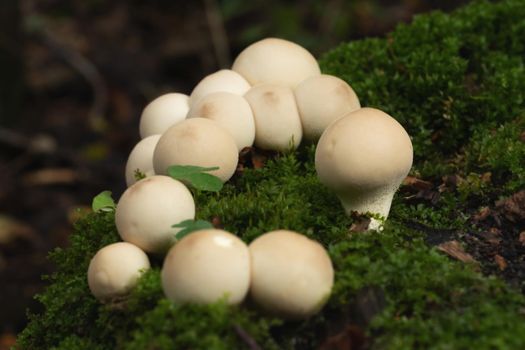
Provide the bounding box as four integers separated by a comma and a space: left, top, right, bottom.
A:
172, 219, 214, 240
134, 169, 147, 181
92, 191, 116, 212
168, 165, 223, 192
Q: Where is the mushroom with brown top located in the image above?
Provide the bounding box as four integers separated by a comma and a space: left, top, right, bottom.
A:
248, 230, 334, 320
115, 175, 195, 254
153, 118, 239, 182
139, 93, 189, 138
161, 229, 250, 305
189, 69, 251, 106
125, 134, 161, 186
232, 38, 320, 88
295, 74, 361, 141
244, 84, 302, 151
87, 242, 150, 302
315, 107, 413, 229
186, 92, 255, 151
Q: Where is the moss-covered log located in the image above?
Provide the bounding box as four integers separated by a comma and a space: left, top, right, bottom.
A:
17, 0, 525, 349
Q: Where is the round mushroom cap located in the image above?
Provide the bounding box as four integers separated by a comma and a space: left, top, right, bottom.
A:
315, 107, 413, 192
189, 69, 251, 106
232, 38, 320, 88
125, 134, 161, 186
249, 230, 334, 319
161, 229, 250, 305
295, 74, 361, 140
244, 84, 302, 151
153, 118, 239, 182
115, 175, 195, 254
87, 242, 150, 302
139, 93, 189, 138
187, 92, 255, 151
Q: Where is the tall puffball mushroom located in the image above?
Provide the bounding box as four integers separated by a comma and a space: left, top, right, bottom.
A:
189, 69, 251, 106
87, 242, 150, 302
186, 92, 255, 151
153, 118, 239, 182
115, 175, 195, 254
315, 107, 413, 229
139, 93, 189, 138
125, 134, 161, 186
249, 230, 334, 320
295, 74, 361, 140
232, 38, 321, 88
244, 84, 302, 151
161, 229, 250, 305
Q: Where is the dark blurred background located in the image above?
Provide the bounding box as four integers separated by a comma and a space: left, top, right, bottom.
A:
0, 0, 470, 346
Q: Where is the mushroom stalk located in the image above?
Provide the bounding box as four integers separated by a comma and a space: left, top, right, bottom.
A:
337, 186, 396, 218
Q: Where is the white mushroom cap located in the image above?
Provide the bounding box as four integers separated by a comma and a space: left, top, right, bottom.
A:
249, 230, 334, 320
244, 84, 302, 151
87, 242, 150, 302
161, 229, 250, 305
115, 175, 195, 254
189, 69, 251, 106
315, 107, 413, 227
139, 93, 189, 138
153, 118, 239, 182
187, 92, 255, 151
125, 134, 161, 186
295, 74, 361, 141
232, 38, 320, 88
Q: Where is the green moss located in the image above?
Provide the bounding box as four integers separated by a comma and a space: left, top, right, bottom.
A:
464, 116, 525, 194
320, 0, 525, 161
18, 0, 525, 349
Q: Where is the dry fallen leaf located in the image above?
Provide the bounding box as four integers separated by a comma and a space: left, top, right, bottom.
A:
251, 149, 269, 169
519, 231, 525, 246
211, 216, 223, 229
0, 215, 37, 245
349, 213, 371, 233
67, 206, 92, 224
437, 240, 478, 264
22, 168, 78, 186
477, 229, 502, 245
495, 190, 525, 223
318, 325, 366, 350
472, 207, 491, 222
402, 176, 433, 191
494, 254, 508, 271
0, 332, 16, 349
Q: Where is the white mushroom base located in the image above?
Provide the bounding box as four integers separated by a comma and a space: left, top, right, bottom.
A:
336, 184, 402, 231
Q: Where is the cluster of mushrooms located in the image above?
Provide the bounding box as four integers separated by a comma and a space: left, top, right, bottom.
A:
87, 38, 413, 320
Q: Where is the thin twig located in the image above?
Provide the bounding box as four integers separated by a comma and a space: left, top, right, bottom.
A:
21, 4, 109, 133
203, 0, 231, 68
38, 29, 108, 132
233, 324, 262, 350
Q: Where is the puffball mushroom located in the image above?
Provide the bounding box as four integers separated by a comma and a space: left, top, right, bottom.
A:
249, 230, 334, 319
315, 107, 413, 228
115, 175, 195, 254
244, 84, 302, 151
161, 229, 250, 305
186, 92, 255, 151
295, 74, 361, 140
232, 37, 321, 88
139, 93, 189, 138
125, 134, 161, 186
87, 242, 150, 302
189, 69, 251, 106
153, 118, 239, 182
